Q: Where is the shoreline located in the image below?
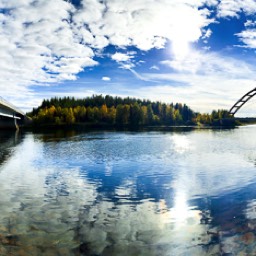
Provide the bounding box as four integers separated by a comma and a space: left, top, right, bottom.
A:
20, 122, 238, 133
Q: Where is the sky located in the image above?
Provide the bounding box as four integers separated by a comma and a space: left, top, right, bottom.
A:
1, 0, 256, 116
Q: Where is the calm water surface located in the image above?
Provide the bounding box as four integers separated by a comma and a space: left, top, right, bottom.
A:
1, 126, 256, 255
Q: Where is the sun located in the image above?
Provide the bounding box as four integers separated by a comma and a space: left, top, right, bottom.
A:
171, 30, 190, 60
169, 6, 196, 60
172, 38, 191, 60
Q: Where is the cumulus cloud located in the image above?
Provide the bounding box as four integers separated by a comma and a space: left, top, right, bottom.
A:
102, 76, 111, 81
217, 0, 256, 18
0, 0, 98, 104
236, 29, 256, 48
202, 28, 212, 44
111, 52, 137, 70
245, 20, 256, 27
2, 0, 255, 113
0, 0, 214, 103
111, 53, 133, 62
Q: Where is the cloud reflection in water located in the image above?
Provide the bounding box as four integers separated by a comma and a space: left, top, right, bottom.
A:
0, 128, 255, 255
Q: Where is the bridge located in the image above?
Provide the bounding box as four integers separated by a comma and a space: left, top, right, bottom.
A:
229, 87, 256, 116
0, 97, 26, 129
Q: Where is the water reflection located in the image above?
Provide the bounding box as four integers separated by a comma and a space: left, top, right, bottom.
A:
0, 131, 22, 165
0, 128, 256, 254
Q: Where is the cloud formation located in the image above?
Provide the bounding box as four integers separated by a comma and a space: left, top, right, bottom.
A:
0, 0, 213, 95
217, 0, 256, 18
111, 53, 134, 62
0, 0, 98, 98
102, 76, 111, 81
236, 29, 256, 48
1, 0, 256, 113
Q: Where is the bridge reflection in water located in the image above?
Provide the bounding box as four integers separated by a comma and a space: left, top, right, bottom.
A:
0, 131, 22, 165
0, 97, 26, 129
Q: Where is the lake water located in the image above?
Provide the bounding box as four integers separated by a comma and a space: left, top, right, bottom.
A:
1, 126, 256, 255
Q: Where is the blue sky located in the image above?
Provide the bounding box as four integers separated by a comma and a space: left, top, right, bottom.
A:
1, 0, 256, 116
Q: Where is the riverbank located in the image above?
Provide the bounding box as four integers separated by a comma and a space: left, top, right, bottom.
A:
21, 120, 238, 133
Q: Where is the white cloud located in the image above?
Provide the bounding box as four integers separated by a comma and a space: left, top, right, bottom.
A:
2, 0, 254, 113
120, 63, 136, 70
111, 52, 137, 70
150, 65, 160, 70
235, 17, 256, 49
133, 49, 256, 113
0, 0, 214, 102
160, 50, 256, 79
99, 0, 213, 56
202, 28, 212, 40
217, 0, 256, 18
129, 76, 254, 114
217, 0, 241, 18
0, 0, 99, 106
245, 20, 256, 27
236, 29, 256, 48
102, 76, 111, 81
204, 0, 219, 5
111, 52, 133, 62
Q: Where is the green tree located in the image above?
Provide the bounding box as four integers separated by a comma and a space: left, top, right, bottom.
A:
100, 104, 108, 122
73, 106, 86, 122
166, 105, 174, 125
116, 104, 130, 126
115, 104, 123, 126
130, 103, 143, 128
146, 104, 154, 124
107, 106, 116, 124
141, 106, 147, 125
123, 104, 130, 125
64, 108, 75, 124
86, 107, 94, 121
93, 106, 101, 122
174, 109, 183, 124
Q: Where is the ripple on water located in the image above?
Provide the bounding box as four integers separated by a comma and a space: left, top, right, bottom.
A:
0, 129, 255, 254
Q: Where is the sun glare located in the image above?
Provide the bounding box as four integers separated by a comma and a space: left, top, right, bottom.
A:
172, 135, 190, 153
169, 7, 195, 60
172, 192, 189, 222
172, 39, 190, 60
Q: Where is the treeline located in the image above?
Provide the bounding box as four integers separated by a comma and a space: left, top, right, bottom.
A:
194, 109, 232, 126
29, 95, 194, 127
28, 95, 234, 128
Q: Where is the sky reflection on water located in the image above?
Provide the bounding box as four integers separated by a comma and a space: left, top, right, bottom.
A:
0, 127, 256, 255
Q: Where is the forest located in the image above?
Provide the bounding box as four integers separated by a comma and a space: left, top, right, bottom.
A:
28, 95, 234, 128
